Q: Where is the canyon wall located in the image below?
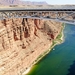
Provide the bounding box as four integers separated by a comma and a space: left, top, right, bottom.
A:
0, 18, 62, 75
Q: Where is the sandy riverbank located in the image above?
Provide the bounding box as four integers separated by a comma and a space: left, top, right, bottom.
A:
22, 67, 32, 75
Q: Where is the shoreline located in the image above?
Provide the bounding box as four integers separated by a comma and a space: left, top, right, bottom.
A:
22, 24, 65, 75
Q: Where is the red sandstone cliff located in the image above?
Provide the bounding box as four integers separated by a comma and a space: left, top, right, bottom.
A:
0, 18, 62, 75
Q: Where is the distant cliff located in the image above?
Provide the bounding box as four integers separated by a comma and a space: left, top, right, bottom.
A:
0, 0, 47, 5
0, 18, 62, 75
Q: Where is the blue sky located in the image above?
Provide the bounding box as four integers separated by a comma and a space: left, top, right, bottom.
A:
21, 0, 75, 5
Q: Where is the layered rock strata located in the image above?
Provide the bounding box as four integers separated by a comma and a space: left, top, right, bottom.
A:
0, 18, 62, 75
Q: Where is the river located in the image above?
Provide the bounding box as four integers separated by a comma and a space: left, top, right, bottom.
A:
27, 24, 75, 75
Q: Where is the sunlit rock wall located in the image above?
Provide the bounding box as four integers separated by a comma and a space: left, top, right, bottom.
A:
0, 18, 62, 75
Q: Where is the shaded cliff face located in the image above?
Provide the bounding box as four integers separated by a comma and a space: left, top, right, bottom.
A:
0, 18, 62, 75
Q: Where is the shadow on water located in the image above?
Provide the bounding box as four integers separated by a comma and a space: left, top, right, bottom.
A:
67, 60, 75, 75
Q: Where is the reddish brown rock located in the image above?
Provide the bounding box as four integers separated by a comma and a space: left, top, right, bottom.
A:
0, 18, 62, 75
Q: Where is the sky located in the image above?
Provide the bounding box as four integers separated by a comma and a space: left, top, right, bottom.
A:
21, 0, 75, 5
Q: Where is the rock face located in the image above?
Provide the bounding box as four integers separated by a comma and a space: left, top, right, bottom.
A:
0, 18, 62, 75
0, 0, 47, 5
0, 0, 19, 5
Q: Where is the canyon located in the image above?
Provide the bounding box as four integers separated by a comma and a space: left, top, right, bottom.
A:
0, 18, 62, 75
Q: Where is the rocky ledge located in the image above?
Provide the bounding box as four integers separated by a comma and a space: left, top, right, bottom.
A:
0, 18, 62, 75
